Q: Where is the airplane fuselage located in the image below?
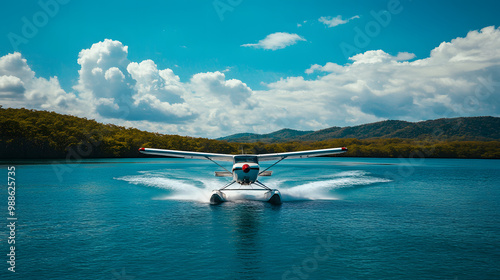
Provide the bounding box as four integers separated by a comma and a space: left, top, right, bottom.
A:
232, 155, 259, 184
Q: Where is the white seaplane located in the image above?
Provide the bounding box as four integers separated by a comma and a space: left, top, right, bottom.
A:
138, 146, 348, 205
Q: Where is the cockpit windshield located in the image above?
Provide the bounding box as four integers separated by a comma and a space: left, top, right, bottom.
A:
233, 155, 258, 163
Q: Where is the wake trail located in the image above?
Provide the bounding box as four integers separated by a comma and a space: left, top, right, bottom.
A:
116, 170, 391, 203
279, 170, 391, 201
116, 173, 220, 203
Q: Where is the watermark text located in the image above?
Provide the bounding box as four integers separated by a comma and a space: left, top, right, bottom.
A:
6, 166, 17, 273
7, 0, 71, 51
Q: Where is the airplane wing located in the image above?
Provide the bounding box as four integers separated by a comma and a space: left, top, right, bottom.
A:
139, 147, 347, 162
138, 148, 234, 162
257, 147, 347, 161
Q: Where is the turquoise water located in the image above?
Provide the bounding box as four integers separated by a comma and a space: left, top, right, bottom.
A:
0, 158, 499, 279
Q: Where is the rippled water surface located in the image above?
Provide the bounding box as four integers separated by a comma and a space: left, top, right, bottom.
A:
1, 158, 499, 279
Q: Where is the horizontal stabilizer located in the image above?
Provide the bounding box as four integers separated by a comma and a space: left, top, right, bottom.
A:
215, 171, 233, 177
259, 171, 272, 176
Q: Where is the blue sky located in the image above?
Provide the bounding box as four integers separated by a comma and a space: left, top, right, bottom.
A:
1, 0, 500, 137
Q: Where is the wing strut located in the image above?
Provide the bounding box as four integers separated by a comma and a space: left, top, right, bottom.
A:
258, 157, 286, 175
254, 180, 271, 190
220, 180, 237, 190
206, 156, 232, 174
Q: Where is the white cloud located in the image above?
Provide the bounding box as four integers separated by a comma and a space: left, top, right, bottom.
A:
349, 50, 417, 64
0, 52, 34, 81
306, 62, 344, 74
126, 60, 194, 122
297, 20, 308, 28
1, 26, 500, 138
395, 52, 416, 61
189, 71, 253, 106
241, 32, 306, 50
74, 39, 132, 105
0, 52, 85, 114
0, 75, 25, 96
267, 26, 500, 126
319, 15, 360, 28
73, 40, 195, 122
127, 60, 185, 103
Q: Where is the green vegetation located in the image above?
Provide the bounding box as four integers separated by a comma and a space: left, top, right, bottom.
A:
1, 108, 499, 159
218, 128, 314, 143
221, 117, 500, 142
0, 108, 236, 159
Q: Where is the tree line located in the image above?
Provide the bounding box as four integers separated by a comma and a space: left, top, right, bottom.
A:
1, 108, 499, 159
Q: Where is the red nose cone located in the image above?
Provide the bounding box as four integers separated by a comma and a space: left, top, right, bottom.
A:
242, 164, 250, 173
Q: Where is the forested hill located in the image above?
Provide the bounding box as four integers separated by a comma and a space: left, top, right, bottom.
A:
0, 108, 237, 159
218, 128, 314, 143
1, 108, 499, 159
219, 117, 500, 143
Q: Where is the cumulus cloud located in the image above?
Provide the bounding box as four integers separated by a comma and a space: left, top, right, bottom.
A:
0, 52, 85, 114
0, 52, 34, 81
1, 26, 500, 138
73, 39, 134, 118
305, 62, 344, 74
241, 32, 306, 50
276, 26, 500, 127
73, 39, 196, 123
127, 60, 185, 104
0, 75, 25, 97
126, 59, 194, 122
190, 71, 254, 106
319, 15, 360, 28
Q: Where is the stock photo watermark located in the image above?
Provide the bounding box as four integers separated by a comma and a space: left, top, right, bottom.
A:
52, 129, 103, 182
7, 0, 71, 51
6, 166, 17, 273
282, 235, 338, 280
465, 75, 500, 112
340, 0, 404, 59
111, 268, 135, 280
385, 74, 499, 180
213, 0, 243, 21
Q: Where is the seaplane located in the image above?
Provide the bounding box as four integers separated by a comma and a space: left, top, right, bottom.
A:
138, 146, 348, 205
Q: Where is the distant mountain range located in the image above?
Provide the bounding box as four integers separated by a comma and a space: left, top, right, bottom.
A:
217, 117, 500, 143
217, 128, 314, 143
